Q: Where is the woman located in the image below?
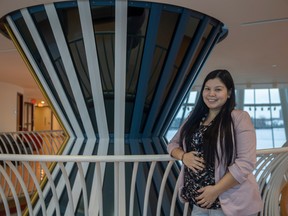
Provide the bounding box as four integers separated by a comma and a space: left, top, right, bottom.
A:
167, 69, 263, 216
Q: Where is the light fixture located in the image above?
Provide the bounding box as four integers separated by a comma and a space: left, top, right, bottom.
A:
31, 99, 37, 104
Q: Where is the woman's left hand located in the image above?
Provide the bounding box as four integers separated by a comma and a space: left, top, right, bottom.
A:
195, 186, 219, 208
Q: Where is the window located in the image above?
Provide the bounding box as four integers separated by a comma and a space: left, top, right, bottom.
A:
166, 88, 286, 150
165, 91, 198, 140
244, 88, 286, 149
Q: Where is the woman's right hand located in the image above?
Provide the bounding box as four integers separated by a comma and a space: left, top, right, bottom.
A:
182, 151, 205, 172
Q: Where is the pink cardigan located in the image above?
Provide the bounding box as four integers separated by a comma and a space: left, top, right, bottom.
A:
167, 110, 263, 216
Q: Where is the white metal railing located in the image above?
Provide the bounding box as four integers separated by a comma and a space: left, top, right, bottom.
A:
256, 147, 288, 216
0, 130, 66, 155
0, 133, 287, 215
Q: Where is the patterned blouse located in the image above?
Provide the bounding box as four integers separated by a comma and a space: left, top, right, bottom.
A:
181, 123, 221, 209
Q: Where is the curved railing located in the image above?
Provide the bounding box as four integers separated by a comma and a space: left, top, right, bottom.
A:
256, 147, 288, 216
0, 130, 66, 155
0, 131, 287, 215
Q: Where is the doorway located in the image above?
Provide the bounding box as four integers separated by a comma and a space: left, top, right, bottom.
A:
34, 106, 62, 131
16, 93, 23, 131
23, 102, 34, 131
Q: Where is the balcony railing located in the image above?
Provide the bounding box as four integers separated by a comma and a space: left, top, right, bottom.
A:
0, 131, 287, 216
0, 130, 66, 155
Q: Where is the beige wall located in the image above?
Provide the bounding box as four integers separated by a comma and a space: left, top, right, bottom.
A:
0, 81, 23, 132
0, 81, 62, 132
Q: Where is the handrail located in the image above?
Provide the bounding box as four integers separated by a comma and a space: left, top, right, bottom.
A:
1, 146, 287, 161
0, 154, 172, 162
257, 146, 288, 155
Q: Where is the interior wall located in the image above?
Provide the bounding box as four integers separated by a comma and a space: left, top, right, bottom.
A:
0, 80, 62, 132
0, 81, 23, 132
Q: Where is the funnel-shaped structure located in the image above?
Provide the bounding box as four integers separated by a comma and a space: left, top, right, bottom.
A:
0, 1, 227, 214
1, 1, 227, 156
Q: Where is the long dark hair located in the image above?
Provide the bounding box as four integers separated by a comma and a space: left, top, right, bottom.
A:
180, 69, 236, 168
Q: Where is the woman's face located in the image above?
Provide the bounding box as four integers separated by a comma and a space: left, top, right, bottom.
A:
202, 78, 230, 113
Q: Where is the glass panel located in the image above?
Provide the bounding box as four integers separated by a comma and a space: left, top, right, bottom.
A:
126, 7, 148, 95
91, 5, 115, 132
255, 89, 269, 104
146, 10, 180, 105
165, 91, 197, 141
271, 106, 285, 147
166, 105, 185, 140
271, 105, 282, 119
244, 106, 255, 125
125, 6, 149, 132
244, 88, 286, 149
269, 89, 280, 103
43, 4, 85, 134
11, 6, 83, 133
255, 106, 271, 129
167, 79, 286, 149
244, 89, 254, 104
188, 91, 198, 103
273, 128, 286, 147
55, 4, 98, 133
13, 9, 73, 131
144, 12, 203, 133
256, 129, 273, 149
185, 23, 212, 77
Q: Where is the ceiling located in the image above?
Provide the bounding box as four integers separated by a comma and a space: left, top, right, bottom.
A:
0, 0, 287, 103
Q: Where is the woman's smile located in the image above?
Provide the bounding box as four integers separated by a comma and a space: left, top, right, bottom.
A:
202, 78, 230, 112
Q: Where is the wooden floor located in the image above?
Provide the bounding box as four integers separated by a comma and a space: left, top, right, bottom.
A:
281, 182, 288, 216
